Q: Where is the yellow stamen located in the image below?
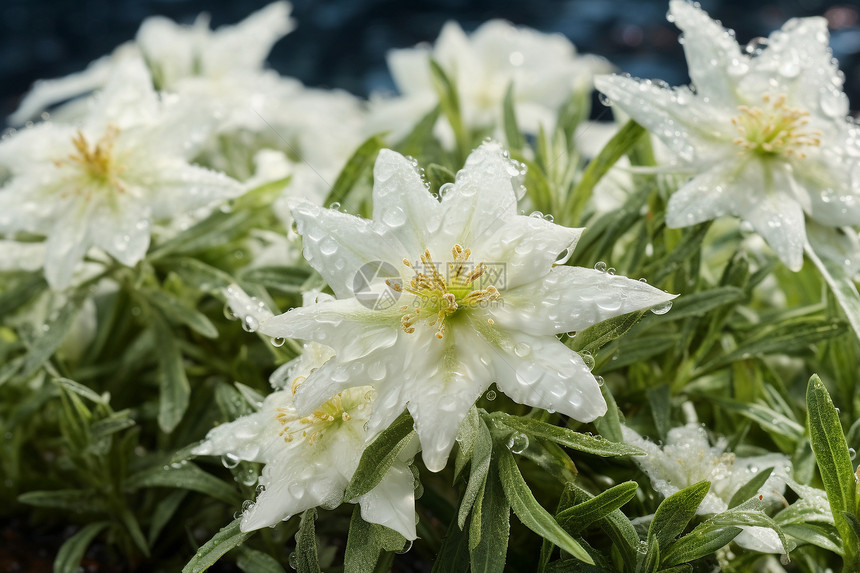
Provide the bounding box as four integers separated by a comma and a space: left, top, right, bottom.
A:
731, 94, 821, 159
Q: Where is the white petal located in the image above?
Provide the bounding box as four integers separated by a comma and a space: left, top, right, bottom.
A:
291, 202, 403, 298
737, 166, 806, 271
406, 327, 494, 472
44, 204, 93, 289
224, 284, 276, 327
666, 164, 738, 227
192, 408, 275, 463
87, 57, 159, 129
734, 526, 786, 554
241, 455, 347, 531
0, 240, 45, 272
752, 16, 845, 116
371, 149, 441, 256
358, 463, 417, 540
205, 2, 294, 75
135, 161, 242, 220
595, 74, 733, 163
493, 266, 677, 336
433, 142, 522, 253
9, 52, 120, 126
479, 214, 582, 289
668, 0, 744, 104
489, 330, 606, 422
386, 46, 433, 96
260, 298, 400, 361
89, 196, 151, 267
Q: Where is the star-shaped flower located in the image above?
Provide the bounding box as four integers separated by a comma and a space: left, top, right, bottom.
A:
9, 2, 294, 125
0, 58, 241, 288
623, 424, 790, 553
368, 20, 610, 143
235, 141, 675, 472
195, 290, 417, 537
595, 0, 860, 271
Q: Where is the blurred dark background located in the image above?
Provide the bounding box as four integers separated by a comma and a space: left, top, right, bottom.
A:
2, 0, 860, 120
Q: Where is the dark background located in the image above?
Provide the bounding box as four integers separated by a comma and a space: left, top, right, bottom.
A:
2, 0, 860, 121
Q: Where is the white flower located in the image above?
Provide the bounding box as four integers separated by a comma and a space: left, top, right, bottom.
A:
622, 424, 790, 553
241, 141, 675, 472
369, 20, 610, 143
9, 2, 294, 125
196, 288, 417, 538
595, 0, 860, 271
0, 59, 241, 289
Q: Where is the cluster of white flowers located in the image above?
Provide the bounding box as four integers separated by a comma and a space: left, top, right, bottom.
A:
3, 0, 856, 567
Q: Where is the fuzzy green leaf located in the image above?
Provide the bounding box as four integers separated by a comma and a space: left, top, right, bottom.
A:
648, 481, 710, 549
494, 413, 643, 457
182, 518, 250, 573
557, 481, 638, 535
344, 410, 415, 500
53, 521, 110, 573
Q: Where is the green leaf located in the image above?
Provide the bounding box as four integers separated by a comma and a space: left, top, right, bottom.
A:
148, 490, 187, 545
709, 397, 805, 442
433, 510, 472, 573
648, 481, 710, 549
427, 163, 456, 192
661, 526, 741, 567
295, 508, 321, 573
152, 312, 191, 433
563, 119, 644, 223
653, 287, 745, 322
159, 257, 234, 295
556, 482, 638, 535
396, 105, 442, 158
119, 506, 150, 557
459, 418, 493, 528
728, 466, 774, 509
429, 58, 469, 160
54, 377, 107, 405
701, 319, 847, 373
91, 410, 136, 439
493, 413, 643, 457
568, 310, 646, 354
18, 489, 107, 512
344, 410, 415, 500
593, 384, 624, 443
782, 523, 842, 554
324, 135, 385, 208
53, 521, 110, 573
125, 461, 241, 505
182, 518, 251, 573
237, 547, 287, 573
344, 505, 406, 573
240, 265, 311, 292
806, 239, 860, 342
0, 271, 46, 316
807, 375, 857, 538
470, 460, 510, 572
139, 288, 218, 338
497, 446, 593, 564
647, 385, 671, 443
502, 82, 524, 150
22, 295, 83, 377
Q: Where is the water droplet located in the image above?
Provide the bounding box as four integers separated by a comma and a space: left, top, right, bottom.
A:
396, 539, 414, 554
486, 390, 496, 401
555, 248, 572, 265
242, 315, 259, 333
271, 337, 286, 347
506, 432, 529, 454
513, 342, 531, 357
594, 261, 607, 273
221, 453, 240, 469
596, 376, 605, 387
650, 300, 673, 315
329, 202, 341, 210
581, 352, 595, 371
529, 210, 543, 219
598, 93, 612, 107
743, 37, 769, 57
850, 448, 857, 460
288, 552, 298, 570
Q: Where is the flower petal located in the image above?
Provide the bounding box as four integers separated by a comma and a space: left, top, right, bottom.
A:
734, 526, 786, 554
432, 142, 523, 253
665, 164, 738, 228
358, 463, 417, 540
489, 331, 606, 422
371, 149, 441, 256
405, 327, 494, 472
44, 203, 93, 289
478, 214, 582, 289
594, 74, 733, 162
292, 202, 404, 298
135, 161, 242, 220
669, 0, 744, 104
89, 196, 151, 267
493, 266, 676, 336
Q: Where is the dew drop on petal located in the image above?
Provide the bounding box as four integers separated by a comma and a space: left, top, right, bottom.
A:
486, 390, 496, 401
650, 301, 673, 315
271, 337, 286, 347
580, 352, 595, 371
242, 315, 259, 332
594, 261, 607, 273
221, 453, 240, 469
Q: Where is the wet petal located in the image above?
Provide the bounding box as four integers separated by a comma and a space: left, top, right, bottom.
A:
358, 463, 417, 540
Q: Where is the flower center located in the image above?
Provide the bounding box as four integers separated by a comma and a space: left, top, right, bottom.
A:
54, 125, 126, 193
388, 244, 501, 339
275, 392, 352, 445
731, 94, 821, 159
